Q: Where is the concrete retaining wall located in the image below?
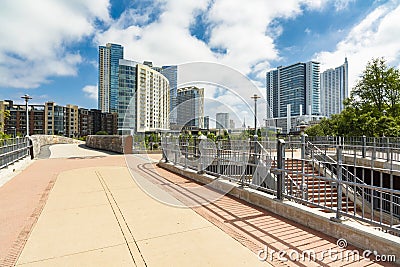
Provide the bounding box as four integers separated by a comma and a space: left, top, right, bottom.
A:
29, 135, 84, 158
158, 161, 400, 264
86, 135, 132, 154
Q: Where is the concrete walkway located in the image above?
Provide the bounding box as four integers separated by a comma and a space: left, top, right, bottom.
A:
1, 144, 397, 266
16, 164, 267, 266
48, 143, 116, 159
1, 145, 270, 266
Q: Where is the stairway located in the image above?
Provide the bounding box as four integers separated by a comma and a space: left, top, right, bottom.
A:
283, 158, 355, 213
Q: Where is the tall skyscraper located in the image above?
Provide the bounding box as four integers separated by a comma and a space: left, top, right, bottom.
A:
98, 43, 124, 113
204, 116, 209, 130
176, 86, 204, 128
306, 61, 320, 115
229, 119, 235, 129
216, 113, 229, 129
136, 63, 170, 132
320, 58, 349, 117
266, 61, 320, 118
161, 66, 178, 124
266, 69, 279, 118
278, 63, 306, 117
118, 59, 137, 134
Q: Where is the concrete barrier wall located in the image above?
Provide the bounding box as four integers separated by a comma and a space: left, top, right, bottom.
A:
29, 135, 84, 158
158, 162, 400, 264
86, 135, 132, 154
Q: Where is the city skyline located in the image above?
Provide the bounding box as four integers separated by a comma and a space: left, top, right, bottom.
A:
0, 1, 399, 115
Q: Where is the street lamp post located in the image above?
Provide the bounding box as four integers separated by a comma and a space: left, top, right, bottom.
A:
21, 94, 32, 136
251, 94, 261, 137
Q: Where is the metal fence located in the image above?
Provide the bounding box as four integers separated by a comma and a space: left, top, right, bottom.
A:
162, 135, 400, 235
307, 136, 400, 162
0, 137, 31, 169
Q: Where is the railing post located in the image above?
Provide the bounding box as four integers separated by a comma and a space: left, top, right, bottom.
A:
335, 143, 343, 221
301, 134, 307, 199
362, 135, 366, 158
174, 139, 178, 164
162, 137, 168, 163
217, 141, 221, 175
184, 139, 188, 168
301, 134, 307, 160
386, 137, 390, 162
197, 135, 206, 174
276, 139, 286, 200
372, 137, 376, 160
241, 151, 246, 187
253, 134, 258, 161
29, 138, 34, 159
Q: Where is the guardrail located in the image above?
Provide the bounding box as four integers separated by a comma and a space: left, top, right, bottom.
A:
0, 137, 31, 169
307, 136, 400, 162
162, 135, 400, 236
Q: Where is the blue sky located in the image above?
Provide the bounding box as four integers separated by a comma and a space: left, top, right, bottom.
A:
0, 0, 399, 110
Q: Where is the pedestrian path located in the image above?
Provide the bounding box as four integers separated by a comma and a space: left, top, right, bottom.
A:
13, 160, 269, 266
1, 144, 397, 266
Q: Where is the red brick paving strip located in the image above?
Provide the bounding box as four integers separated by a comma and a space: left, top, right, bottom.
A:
0, 156, 125, 267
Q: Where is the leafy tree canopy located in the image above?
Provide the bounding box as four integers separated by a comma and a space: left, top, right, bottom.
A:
306, 58, 400, 137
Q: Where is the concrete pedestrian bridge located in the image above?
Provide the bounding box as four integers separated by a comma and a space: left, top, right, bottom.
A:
0, 141, 399, 266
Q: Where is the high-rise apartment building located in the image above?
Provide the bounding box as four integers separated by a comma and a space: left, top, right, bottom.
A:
216, 113, 229, 129
176, 86, 204, 129
98, 43, 124, 113
118, 59, 138, 134
306, 61, 320, 115
320, 58, 349, 117
266, 69, 279, 118
279, 63, 306, 117
204, 116, 209, 130
136, 63, 170, 132
229, 119, 235, 130
266, 61, 320, 118
161, 66, 178, 124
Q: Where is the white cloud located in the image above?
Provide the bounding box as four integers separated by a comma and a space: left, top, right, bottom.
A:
333, 0, 356, 11
0, 0, 110, 88
93, 0, 364, 126
314, 1, 400, 89
3, 0, 396, 104
94, 0, 332, 81
82, 85, 98, 100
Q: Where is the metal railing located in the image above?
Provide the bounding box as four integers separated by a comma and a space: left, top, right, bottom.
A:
0, 137, 31, 169
162, 135, 400, 235
307, 136, 400, 162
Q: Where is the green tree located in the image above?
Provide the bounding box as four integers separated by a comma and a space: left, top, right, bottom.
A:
0, 110, 10, 136
307, 58, 400, 137
207, 132, 216, 141
95, 131, 108, 135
